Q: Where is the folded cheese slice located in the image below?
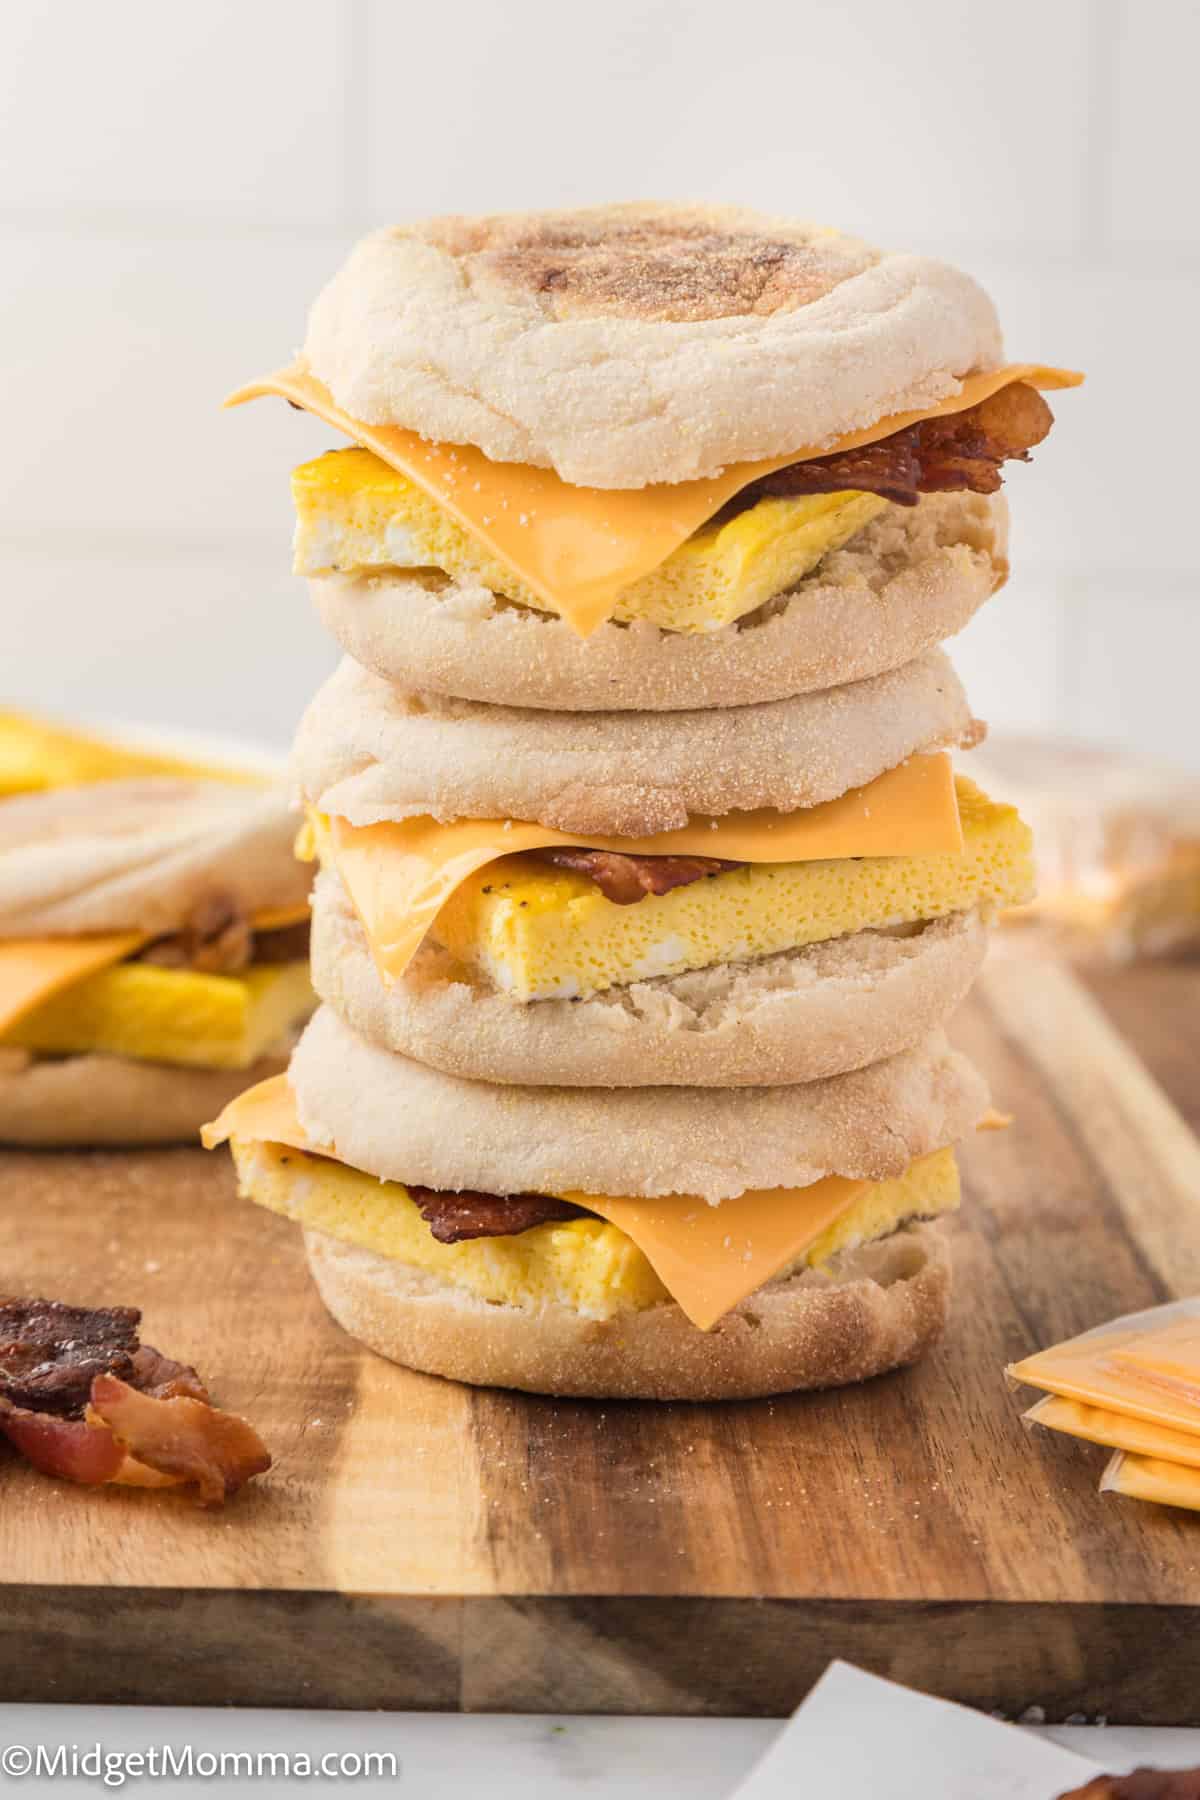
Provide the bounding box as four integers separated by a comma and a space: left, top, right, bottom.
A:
1009, 1317, 1200, 1438
307, 751, 962, 983
228, 363, 1083, 636
0, 904, 311, 1035
204, 1075, 951, 1330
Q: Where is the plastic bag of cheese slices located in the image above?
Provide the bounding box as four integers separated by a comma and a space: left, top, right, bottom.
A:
1008, 1298, 1200, 1511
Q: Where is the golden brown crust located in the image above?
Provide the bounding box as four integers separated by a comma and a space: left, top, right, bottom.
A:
0, 1048, 292, 1148
303, 1222, 951, 1400
311, 492, 1006, 712
292, 651, 977, 837
303, 206, 1002, 486
418, 203, 875, 325
311, 870, 989, 1087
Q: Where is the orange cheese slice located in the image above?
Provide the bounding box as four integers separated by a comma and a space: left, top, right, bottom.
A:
1025, 1393, 1200, 1469
1009, 1317, 1200, 1438
313, 752, 961, 983
0, 933, 149, 1034
557, 1176, 874, 1331
227, 363, 1083, 636
0, 904, 311, 1035
204, 1075, 939, 1330
1100, 1450, 1200, 1513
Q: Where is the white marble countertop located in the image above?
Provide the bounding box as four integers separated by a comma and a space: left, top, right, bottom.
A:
1, 1707, 1197, 1795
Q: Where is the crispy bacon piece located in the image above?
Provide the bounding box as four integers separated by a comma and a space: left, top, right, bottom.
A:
138, 890, 254, 973
243, 919, 312, 964
87, 1375, 272, 1507
127, 1342, 210, 1401
534, 847, 739, 905
140, 903, 309, 972
0, 1297, 270, 1507
0, 1298, 140, 1414
1059, 1773, 1200, 1799
408, 1186, 585, 1244
0, 1404, 127, 1485
737, 382, 1055, 510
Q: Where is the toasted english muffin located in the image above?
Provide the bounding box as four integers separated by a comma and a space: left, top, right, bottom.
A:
310, 491, 1007, 712
0, 1045, 294, 1148
311, 867, 988, 1088
289, 1005, 989, 1204
302, 203, 1001, 488
292, 651, 978, 838
0, 778, 309, 938
303, 1222, 951, 1401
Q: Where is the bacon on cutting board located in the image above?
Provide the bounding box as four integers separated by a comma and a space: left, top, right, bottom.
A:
0, 1296, 270, 1506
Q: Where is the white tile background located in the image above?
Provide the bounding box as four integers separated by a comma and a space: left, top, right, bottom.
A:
2, 0, 1197, 764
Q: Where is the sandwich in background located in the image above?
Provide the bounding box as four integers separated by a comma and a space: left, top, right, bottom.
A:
972, 736, 1200, 963
0, 776, 314, 1146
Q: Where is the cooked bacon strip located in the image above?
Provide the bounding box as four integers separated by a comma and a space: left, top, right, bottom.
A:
0, 1297, 270, 1506
127, 1343, 209, 1401
737, 382, 1055, 510
408, 1185, 585, 1244
87, 1375, 272, 1507
0, 1401, 126, 1485
0, 1298, 140, 1415
534, 847, 739, 905
138, 890, 254, 973
139, 904, 309, 972
243, 919, 312, 965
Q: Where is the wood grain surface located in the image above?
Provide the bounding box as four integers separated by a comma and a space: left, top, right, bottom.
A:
3, 957, 1200, 1718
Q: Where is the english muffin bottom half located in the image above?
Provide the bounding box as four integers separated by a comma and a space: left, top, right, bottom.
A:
301, 486, 1008, 712
206, 1009, 991, 1400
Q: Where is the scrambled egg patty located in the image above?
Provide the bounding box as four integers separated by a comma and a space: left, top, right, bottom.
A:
230, 1138, 960, 1322
432, 778, 1033, 1001
2, 960, 314, 1069
291, 447, 887, 633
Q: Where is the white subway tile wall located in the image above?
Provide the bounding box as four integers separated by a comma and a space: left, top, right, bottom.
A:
1, 0, 1197, 764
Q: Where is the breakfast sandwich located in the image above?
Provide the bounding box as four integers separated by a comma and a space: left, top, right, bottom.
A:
0, 779, 315, 1146
230, 202, 1078, 713
207, 1009, 990, 1400
212, 201, 1075, 1399
286, 651, 1034, 1088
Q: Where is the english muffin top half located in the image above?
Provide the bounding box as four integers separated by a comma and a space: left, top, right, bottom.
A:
231, 203, 1078, 709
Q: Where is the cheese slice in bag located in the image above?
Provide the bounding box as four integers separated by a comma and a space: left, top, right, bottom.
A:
1025, 1393, 1200, 1469
1009, 1317, 1200, 1437
1100, 1450, 1200, 1512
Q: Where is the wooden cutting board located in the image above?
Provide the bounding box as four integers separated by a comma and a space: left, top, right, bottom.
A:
3, 955, 1200, 1721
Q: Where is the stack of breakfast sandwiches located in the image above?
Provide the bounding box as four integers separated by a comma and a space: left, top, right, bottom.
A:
208, 203, 1078, 1400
